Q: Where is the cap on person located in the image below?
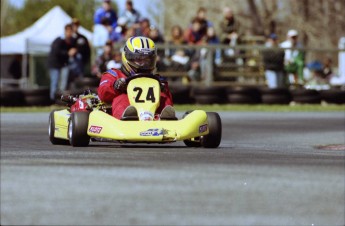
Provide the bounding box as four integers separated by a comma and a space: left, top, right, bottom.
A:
104, 0, 111, 3
287, 29, 298, 37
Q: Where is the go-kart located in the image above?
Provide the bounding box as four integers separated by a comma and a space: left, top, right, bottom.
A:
49, 73, 222, 148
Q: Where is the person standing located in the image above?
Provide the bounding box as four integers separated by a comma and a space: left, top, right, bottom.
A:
262, 34, 286, 88
48, 24, 77, 101
71, 18, 91, 78
219, 7, 241, 45
121, 0, 141, 28
280, 29, 305, 85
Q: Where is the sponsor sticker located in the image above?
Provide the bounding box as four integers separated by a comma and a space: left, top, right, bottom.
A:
89, 125, 103, 134
199, 124, 208, 133
140, 128, 162, 136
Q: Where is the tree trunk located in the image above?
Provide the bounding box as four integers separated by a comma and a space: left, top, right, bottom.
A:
247, 0, 265, 35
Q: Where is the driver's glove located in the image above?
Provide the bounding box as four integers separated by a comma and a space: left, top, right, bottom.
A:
113, 78, 127, 92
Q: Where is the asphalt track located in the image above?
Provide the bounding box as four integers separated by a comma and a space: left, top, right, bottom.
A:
1, 111, 344, 225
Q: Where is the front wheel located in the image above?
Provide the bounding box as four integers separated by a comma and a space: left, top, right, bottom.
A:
202, 112, 222, 148
68, 112, 90, 147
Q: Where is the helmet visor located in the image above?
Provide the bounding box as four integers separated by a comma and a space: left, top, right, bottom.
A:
125, 48, 157, 70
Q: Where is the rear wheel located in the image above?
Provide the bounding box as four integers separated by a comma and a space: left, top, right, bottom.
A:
48, 110, 70, 145
202, 112, 222, 148
68, 112, 90, 147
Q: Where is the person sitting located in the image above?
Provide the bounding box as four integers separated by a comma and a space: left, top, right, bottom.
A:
165, 25, 191, 72
97, 36, 175, 120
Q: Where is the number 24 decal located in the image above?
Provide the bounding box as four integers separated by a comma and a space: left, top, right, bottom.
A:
133, 87, 156, 103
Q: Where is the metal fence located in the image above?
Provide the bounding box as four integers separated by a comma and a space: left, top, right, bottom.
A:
3, 43, 341, 89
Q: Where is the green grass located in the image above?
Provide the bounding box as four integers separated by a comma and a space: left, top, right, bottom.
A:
1, 104, 344, 113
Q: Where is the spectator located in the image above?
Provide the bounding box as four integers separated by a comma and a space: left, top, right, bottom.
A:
148, 26, 165, 71
305, 57, 335, 86
219, 7, 241, 45
71, 18, 91, 78
184, 18, 205, 81
184, 17, 205, 45
280, 29, 305, 85
195, 7, 213, 37
198, 27, 222, 82
148, 26, 164, 44
93, 18, 112, 56
204, 26, 221, 63
92, 41, 114, 78
262, 34, 286, 88
106, 50, 122, 70
165, 25, 190, 72
136, 18, 151, 37
48, 24, 77, 101
110, 17, 128, 43
94, 0, 118, 28
121, 0, 141, 28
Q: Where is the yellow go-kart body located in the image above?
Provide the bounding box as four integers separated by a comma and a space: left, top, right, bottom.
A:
49, 74, 221, 147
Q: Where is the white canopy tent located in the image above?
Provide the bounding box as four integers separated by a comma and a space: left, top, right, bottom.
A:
0, 5, 92, 54
0, 6, 92, 88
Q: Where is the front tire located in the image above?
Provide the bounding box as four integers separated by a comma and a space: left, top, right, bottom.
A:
68, 112, 90, 147
49, 110, 70, 145
202, 112, 222, 148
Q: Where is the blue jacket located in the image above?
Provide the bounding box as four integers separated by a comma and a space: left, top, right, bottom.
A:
94, 7, 118, 28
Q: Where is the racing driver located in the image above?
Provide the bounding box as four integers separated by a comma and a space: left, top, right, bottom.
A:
97, 36, 175, 120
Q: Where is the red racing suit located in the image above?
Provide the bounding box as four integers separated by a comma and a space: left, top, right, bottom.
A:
97, 68, 174, 119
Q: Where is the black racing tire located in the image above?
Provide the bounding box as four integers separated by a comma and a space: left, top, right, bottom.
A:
68, 112, 90, 147
293, 95, 321, 104
261, 94, 291, 105
227, 94, 261, 104
0, 88, 25, 106
48, 110, 70, 145
290, 88, 319, 97
194, 95, 222, 104
182, 111, 202, 147
193, 86, 226, 95
290, 89, 321, 104
23, 88, 51, 106
202, 112, 222, 148
227, 86, 261, 96
260, 87, 291, 96
170, 85, 193, 104
320, 90, 345, 104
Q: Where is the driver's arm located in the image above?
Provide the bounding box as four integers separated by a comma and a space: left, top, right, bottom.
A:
98, 72, 119, 104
